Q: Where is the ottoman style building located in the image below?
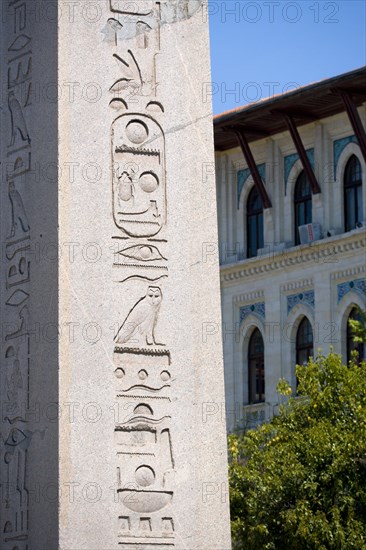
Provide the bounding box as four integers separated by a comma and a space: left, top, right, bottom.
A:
214, 67, 366, 432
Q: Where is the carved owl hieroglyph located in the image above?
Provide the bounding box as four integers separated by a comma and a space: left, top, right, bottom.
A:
115, 286, 162, 347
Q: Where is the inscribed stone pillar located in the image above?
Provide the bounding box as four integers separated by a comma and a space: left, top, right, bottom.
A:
0, 1, 231, 548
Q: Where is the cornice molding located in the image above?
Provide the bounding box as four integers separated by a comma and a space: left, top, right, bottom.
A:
281, 278, 314, 293
220, 230, 366, 284
330, 264, 366, 281
233, 289, 264, 305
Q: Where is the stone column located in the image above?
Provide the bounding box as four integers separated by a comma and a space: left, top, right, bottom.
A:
1, 1, 231, 549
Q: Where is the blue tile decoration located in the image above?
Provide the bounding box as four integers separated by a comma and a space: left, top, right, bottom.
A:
287, 290, 315, 315
337, 278, 366, 303
333, 135, 358, 180
237, 163, 265, 208
284, 148, 314, 194
240, 302, 265, 324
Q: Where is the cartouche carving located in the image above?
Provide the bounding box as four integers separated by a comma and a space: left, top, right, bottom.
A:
112, 114, 166, 237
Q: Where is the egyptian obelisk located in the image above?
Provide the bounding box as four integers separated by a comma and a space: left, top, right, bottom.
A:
0, 1, 231, 548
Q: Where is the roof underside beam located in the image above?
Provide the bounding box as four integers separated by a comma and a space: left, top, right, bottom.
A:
233, 128, 272, 209
338, 90, 366, 164
279, 112, 321, 195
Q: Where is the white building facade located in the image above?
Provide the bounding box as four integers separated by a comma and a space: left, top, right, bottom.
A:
214, 68, 366, 432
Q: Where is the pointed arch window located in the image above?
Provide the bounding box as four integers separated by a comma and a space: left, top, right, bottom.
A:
294, 171, 312, 245
347, 307, 365, 364
247, 186, 263, 258
344, 155, 363, 232
248, 329, 265, 403
296, 317, 314, 367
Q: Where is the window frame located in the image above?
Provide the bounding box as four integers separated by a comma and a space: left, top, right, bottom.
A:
294, 170, 312, 245
296, 317, 314, 367
248, 328, 265, 404
246, 186, 264, 258
344, 155, 363, 232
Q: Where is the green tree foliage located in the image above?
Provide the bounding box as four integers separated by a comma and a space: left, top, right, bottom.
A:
348, 306, 366, 345
229, 351, 366, 549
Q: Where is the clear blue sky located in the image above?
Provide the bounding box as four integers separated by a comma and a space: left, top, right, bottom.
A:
208, 0, 366, 114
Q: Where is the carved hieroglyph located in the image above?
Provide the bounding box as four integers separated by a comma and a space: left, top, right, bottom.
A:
112, 114, 166, 237
115, 286, 163, 347
104, 1, 195, 546
1, 1, 229, 547
113, 344, 174, 546
1, 2, 34, 549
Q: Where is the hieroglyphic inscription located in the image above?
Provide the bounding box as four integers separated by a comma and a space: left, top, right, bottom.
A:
112, 114, 166, 238
105, 2, 180, 546
113, 349, 174, 547
1, 2, 33, 548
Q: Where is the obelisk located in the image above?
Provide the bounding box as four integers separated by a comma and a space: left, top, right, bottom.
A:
1, 1, 231, 548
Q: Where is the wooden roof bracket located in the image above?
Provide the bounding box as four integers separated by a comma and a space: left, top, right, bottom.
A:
274, 111, 321, 195
231, 127, 272, 209
335, 89, 366, 164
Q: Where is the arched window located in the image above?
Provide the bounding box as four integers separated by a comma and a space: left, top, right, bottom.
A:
248, 328, 265, 403
347, 307, 365, 364
296, 317, 314, 366
247, 186, 263, 258
294, 171, 312, 245
344, 155, 363, 232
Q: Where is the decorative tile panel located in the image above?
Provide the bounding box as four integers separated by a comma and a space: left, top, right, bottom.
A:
333, 135, 358, 180
240, 302, 265, 323
337, 278, 366, 303
237, 163, 265, 207
284, 148, 314, 194
287, 290, 314, 314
